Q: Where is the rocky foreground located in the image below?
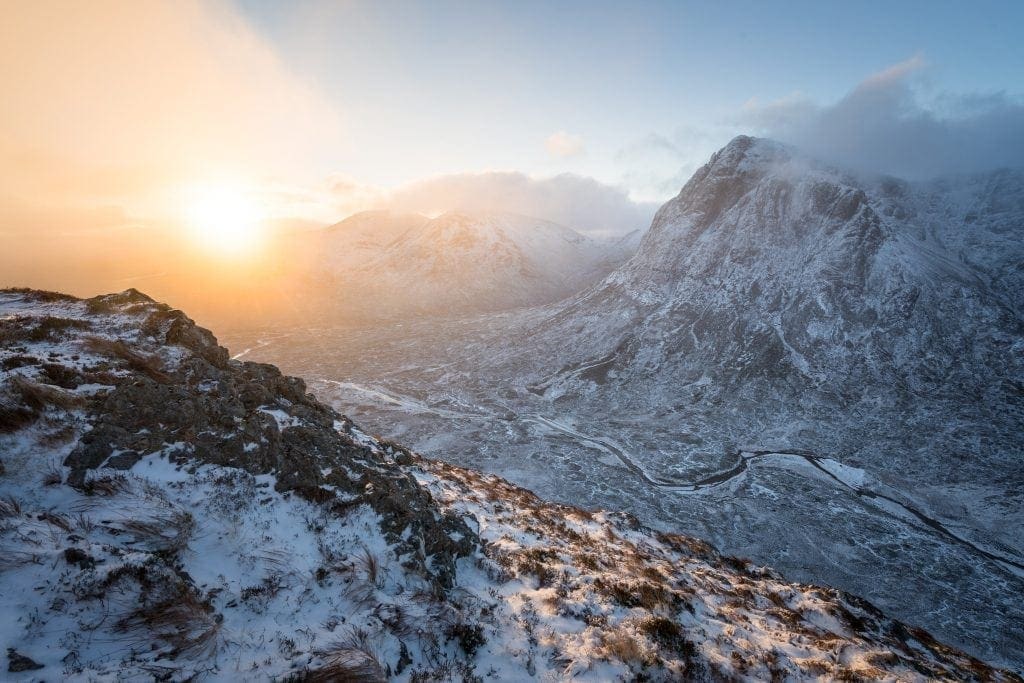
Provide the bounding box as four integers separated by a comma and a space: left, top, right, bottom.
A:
0, 288, 1017, 681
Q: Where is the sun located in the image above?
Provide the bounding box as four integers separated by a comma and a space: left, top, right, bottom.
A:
184, 182, 264, 257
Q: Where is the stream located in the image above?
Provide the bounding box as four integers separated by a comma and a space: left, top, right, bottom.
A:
530, 415, 1024, 576
323, 380, 1024, 576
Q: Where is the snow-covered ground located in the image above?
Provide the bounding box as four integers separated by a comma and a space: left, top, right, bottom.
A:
216, 137, 1024, 672
1, 288, 1015, 680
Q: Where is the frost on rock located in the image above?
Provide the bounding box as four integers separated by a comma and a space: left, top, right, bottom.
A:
0, 288, 1018, 681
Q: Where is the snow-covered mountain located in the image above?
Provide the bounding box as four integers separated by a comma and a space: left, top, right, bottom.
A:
252, 137, 1024, 669
537, 135, 1023, 384
1, 288, 1017, 680
528, 136, 1024, 484
307, 210, 629, 316
315, 210, 428, 272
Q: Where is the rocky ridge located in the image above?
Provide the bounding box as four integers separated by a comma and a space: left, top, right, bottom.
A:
0, 288, 1018, 681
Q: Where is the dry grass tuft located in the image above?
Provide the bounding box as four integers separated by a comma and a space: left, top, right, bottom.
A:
42, 461, 64, 486
0, 394, 37, 433
354, 547, 386, 589
0, 548, 43, 572
308, 627, 386, 682
83, 336, 171, 383
80, 473, 131, 497
39, 511, 73, 532
73, 512, 97, 534
116, 587, 222, 659
118, 507, 196, 555
10, 375, 86, 411
601, 629, 652, 665
0, 495, 22, 518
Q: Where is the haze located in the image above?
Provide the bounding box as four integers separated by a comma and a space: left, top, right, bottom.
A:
2, 0, 1023, 322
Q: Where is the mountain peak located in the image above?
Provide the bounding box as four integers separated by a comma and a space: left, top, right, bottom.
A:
704, 135, 792, 175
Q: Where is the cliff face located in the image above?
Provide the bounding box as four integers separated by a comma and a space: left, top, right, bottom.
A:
0, 288, 1017, 681
535, 136, 1023, 402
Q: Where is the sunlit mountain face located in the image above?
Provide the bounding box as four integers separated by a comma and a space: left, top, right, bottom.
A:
3, 2, 1023, 680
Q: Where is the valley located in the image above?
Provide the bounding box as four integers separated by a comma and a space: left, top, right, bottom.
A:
222, 311, 1024, 671
216, 135, 1024, 672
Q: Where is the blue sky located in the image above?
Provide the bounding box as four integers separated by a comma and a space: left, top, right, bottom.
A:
234, 0, 1024, 199
2, 1, 1022, 243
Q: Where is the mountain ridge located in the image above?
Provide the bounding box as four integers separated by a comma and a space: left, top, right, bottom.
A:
0, 286, 1018, 680
306, 209, 632, 317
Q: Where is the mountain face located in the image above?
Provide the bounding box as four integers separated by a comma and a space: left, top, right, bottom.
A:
244, 138, 1024, 669
1, 289, 1017, 681
316, 209, 429, 272
540, 135, 1023, 389
528, 136, 1023, 484
307, 210, 628, 317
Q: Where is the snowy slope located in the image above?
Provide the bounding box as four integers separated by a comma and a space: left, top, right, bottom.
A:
316, 210, 428, 272
0, 288, 1015, 681
254, 137, 1024, 670
307, 210, 627, 316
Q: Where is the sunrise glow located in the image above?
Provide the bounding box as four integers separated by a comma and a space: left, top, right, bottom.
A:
183, 182, 264, 257
1, 4, 1021, 678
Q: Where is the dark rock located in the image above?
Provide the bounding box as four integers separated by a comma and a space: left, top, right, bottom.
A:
58, 303, 477, 591
104, 450, 142, 470
7, 648, 44, 672
142, 309, 229, 368
64, 547, 95, 569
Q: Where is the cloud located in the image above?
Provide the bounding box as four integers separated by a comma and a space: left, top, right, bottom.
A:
738, 56, 1024, 179
545, 131, 585, 158
328, 171, 657, 238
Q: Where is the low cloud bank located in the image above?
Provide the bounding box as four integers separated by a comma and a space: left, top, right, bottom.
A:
330, 171, 659, 238
740, 56, 1024, 179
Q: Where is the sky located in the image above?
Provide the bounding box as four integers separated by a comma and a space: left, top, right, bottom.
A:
1, 0, 1023, 271
234, 0, 1024, 197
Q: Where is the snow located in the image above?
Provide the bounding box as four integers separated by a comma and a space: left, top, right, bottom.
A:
223, 136, 1024, 671
1, 272, 1018, 677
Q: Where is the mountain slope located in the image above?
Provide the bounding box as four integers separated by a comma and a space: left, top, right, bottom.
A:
0, 288, 1016, 681
308, 210, 627, 316
317, 210, 428, 272
271, 137, 1024, 669
528, 137, 1023, 484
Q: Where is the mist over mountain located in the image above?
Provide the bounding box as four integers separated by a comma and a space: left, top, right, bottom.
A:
300, 209, 634, 317
740, 56, 1024, 180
